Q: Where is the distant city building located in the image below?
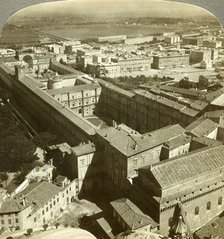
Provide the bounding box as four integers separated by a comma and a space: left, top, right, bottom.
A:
0, 180, 76, 230
152, 54, 189, 69
46, 82, 102, 117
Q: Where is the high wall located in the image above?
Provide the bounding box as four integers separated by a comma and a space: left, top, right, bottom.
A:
11, 68, 96, 146
96, 79, 196, 133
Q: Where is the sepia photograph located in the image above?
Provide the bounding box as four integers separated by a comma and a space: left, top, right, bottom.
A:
0, 0, 223, 238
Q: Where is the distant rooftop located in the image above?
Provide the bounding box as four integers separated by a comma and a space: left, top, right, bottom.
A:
147, 145, 224, 188
185, 118, 218, 137
110, 198, 158, 230
71, 143, 96, 156
97, 124, 184, 157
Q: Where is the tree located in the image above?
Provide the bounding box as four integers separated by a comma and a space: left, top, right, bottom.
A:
55, 222, 60, 229
27, 228, 33, 236
43, 224, 48, 231
33, 132, 57, 150
0, 172, 9, 187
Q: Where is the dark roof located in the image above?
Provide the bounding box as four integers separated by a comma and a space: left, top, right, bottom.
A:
164, 134, 191, 150
110, 198, 157, 230
97, 124, 184, 157
71, 143, 96, 156
55, 175, 67, 183
46, 82, 101, 95
195, 213, 224, 239
16, 181, 61, 208
204, 110, 224, 119
134, 90, 199, 117
191, 136, 222, 148
149, 145, 224, 188
0, 198, 25, 214
160, 85, 205, 98
185, 118, 218, 137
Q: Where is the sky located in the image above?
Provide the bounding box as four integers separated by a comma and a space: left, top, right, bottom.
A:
8, 0, 215, 21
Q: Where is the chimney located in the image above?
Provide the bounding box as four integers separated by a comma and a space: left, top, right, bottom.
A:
14, 65, 25, 81
21, 196, 26, 206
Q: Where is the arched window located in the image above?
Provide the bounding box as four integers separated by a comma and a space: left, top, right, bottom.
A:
195, 206, 199, 215
78, 108, 82, 114
218, 196, 222, 205
207, 202, 211, 210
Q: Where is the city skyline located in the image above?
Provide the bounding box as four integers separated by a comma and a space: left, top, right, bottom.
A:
8, 0, 216, 21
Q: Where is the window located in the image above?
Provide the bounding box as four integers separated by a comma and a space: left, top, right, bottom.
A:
53, 201, 56, 205
42, 210, 44, 215
218, 197, 222, 205
141, 155, 145, 164
1, 219, 4, 225
207, 202, 211, 210
50, 204, 52, 209
46, 207, 48, 212
57, 198, 59, 202
8, 219, 12, 224
80, 159, 85, 166
133, 158, 138, 166
195, 206, 199, 215
15, 218, 19, 223
34, 217, 36, 222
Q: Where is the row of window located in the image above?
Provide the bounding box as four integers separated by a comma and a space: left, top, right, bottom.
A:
1, 218, 19, 225
195, 197, 223, 215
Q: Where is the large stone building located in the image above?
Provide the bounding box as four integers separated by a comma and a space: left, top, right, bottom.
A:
151, 54, 189, 69
0, 180, 76, 230
96, 123, 189, 192
132, 145, 224, 235
46, 82, 102, 117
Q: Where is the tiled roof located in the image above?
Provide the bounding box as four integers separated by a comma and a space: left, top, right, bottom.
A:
194, 213, 224, 239
204, 110, 224, 119
110, 198, 157, 230
164, 134, 191, 150
134, 90, 199, 116
0, 198, 25, 214
185, 118, 218, 137
97, 124, 184, 157
190, 101, 208, 111
71, 143, 95, 156
149, 145, 224, 188
16, 181, 61, 208
191, 136, 222, 147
